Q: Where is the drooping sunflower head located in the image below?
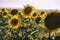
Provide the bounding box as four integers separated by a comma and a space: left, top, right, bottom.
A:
21, 4, 35, 18
42, 11, 60, 34
8, 15, 21, 29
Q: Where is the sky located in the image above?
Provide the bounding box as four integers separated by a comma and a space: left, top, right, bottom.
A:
0, 0, 60, 9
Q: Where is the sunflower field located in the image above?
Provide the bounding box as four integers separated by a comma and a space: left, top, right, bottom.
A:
0, 4, 60, 40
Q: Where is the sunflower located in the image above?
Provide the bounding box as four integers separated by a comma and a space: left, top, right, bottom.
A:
2, 12, 8, 18
8, 15, 21, 29
40, 11, 46, 15
1, 8, 9, 12
21, 4, 35, 18
1, 8, 5, 12
35, 16, 41, 25
9, 9, 19, 17
41, 11, 60, 35
1, 8, 9, 18
32, 10, 40, 18
40, 10, 47, 18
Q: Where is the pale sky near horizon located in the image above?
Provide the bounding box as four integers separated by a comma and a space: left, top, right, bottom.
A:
0, 0, 60, 9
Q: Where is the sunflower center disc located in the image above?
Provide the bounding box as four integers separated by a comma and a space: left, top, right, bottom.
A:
44, 12, 60, 30
33, 12, 37, 16
3, 12, 7, 15
11, 9, 18, 15
35, 17, 41, 24
41, 11, 44, 15
2, 9, 5, 11
24, 7, 32, 15
11, 19, 18, 26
